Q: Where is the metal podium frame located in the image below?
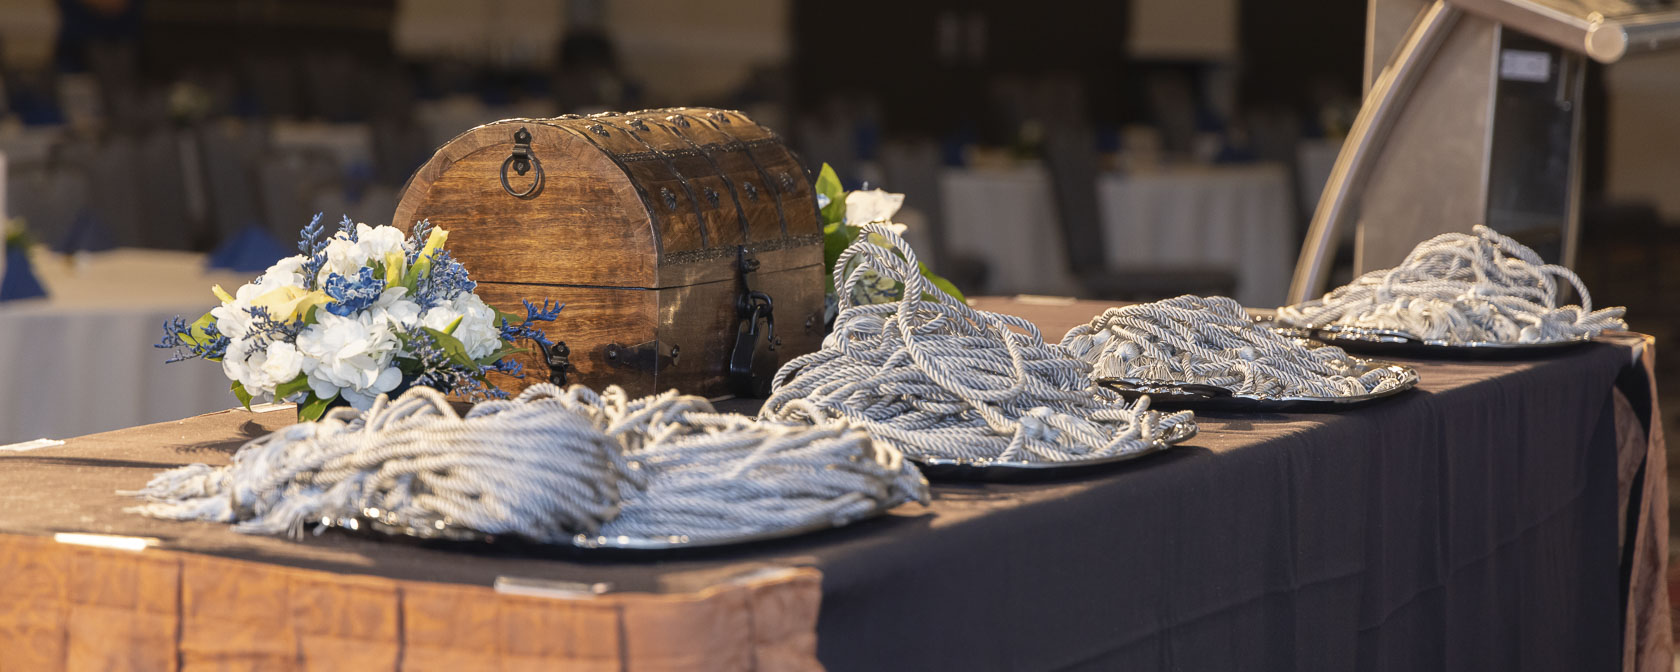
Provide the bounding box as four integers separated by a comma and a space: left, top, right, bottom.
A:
1287, 0, 1680, 304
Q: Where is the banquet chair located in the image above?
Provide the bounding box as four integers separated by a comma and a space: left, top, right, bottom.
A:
8, 162, 89, 248
1044, 127, 1236, 301
134, 129, 191, 249
257, 148, 339, 240
82, 135, 144, 248
198, 121, 267, 243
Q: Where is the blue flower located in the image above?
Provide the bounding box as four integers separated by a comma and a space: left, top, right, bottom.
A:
297, 213, 330, 290
337, 214, 358, 242
156, 316, 230, 363
498, 299, 563, 349
401, 326, 510, 401
411, 249, 477, 309
239, 306, 304, 357
323, 268, 385, 317
405, 219, 434, 266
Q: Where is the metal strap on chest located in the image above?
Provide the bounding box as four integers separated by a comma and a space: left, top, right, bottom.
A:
591, 115, 715, 248
647, 111, 753, 243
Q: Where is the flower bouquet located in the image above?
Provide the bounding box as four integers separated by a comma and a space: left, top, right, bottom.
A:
813, 163, 963, 313
158, 215, 559, 421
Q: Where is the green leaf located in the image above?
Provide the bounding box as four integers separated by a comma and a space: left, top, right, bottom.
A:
297, 392, 335, 422
394, 355, 425, 377
476, 342, 528, 367
918, 261, 966, 303
494, 307, 524, 327
814, 163, 847, 226
443, 314, 464, 335
231, 380, 253, 410
423, 327, 479, 369
402, 250, 434, 290
274, 374, 311, 402
822, 223, 858, 295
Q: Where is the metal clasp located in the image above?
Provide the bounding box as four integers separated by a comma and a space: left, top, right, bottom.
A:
730, 291, 779, 396
728, 246, 780, 397
542, 340, 570, 386
500, 127, 545, 199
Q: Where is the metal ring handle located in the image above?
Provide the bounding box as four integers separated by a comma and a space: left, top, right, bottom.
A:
500, 153, 544, 199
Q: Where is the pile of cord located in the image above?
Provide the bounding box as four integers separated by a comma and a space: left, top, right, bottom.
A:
759, 224, 1195, 464
126, 384, 927, 544
1277, 225, 1625, 344
1062, 295, 1411, 398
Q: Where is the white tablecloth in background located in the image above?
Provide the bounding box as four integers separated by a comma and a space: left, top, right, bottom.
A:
939, 163, 1296, 306
1096, 163, 1295, 306
0, 249, 258, 444
938, 168, 1081, 297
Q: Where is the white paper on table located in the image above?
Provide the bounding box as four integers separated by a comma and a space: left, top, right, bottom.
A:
0, 438, 63, 452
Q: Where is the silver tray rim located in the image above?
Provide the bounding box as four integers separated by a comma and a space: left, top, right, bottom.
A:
908, 420, 1199, 472
1094, 357, 1420, 409
346, 499, 905, 552
1301, 323, 1594, 350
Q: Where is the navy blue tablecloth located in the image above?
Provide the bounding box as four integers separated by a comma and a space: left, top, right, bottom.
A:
806, 342, 1630, 671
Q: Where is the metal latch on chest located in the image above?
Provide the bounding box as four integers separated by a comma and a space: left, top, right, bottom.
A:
731, 247, 781, 396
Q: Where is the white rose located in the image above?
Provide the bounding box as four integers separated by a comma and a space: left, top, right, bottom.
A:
844, 189, 909, 234
355, 223, 408, 262
260, 341, 304, 390
296, 311, 404, 410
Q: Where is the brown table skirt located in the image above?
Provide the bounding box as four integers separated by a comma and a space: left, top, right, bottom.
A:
0, 533, 820, 671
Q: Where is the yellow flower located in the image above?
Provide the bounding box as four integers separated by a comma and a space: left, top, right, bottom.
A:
405, 227, 451, 287
250, 286, 332, 322
383, 251, 405, 286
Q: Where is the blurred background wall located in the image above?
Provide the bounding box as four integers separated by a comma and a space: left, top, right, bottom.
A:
0, 0, 1677, 455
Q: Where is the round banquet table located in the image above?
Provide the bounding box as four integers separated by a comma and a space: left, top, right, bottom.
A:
939, 164, 1297, 306
0, 248, 254, 445
0, 296, 1666, 671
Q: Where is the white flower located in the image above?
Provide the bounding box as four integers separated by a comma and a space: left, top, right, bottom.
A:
319, 235, 367, 283
219, 338, 299, 400
450, 294, 503, 359
256, 255, 308, 289
418, 295, 501, 359
296, 311, 403, 410
370, 288, 421, 330
220, 337, 267, 393
339, 368, 403, 409
260, 341, 303, 391
844, 189, 908, 234
210, 281, 265, 341
420, 304, 463, 334
355, 223, 408, 262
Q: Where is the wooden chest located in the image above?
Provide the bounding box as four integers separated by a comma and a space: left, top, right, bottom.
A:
391, 108, 826, 398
